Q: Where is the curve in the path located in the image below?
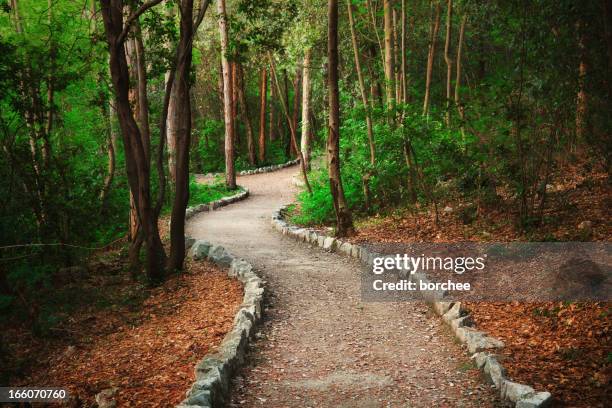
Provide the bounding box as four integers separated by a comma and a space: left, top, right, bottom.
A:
187, 165, 499, 407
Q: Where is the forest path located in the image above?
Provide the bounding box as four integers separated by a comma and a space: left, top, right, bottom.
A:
187, 165, 498, 407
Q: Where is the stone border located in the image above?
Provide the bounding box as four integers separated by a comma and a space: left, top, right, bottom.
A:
270, 205, 552, 408
175, 195, 264, 407
198, 159, 299, 180
185, 188, 249, 220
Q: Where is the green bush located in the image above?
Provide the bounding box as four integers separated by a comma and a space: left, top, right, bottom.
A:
189, 176, 242, 206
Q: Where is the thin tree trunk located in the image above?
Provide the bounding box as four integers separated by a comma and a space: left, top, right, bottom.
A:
291, 68, 301, 158
383, 0, 394, 106
269, 72, 277, 141
217, 0, 236, 189
99, 100, 117, 206
328, 0, 354, 237
455, 13, 467, 121
575, 19, 588, 141
168, 0, 196, 272
443, 0, 454, 125
258, 68, 267, 163
100, 0, 166, 283
401, 0, 407, 104
125, 36, 140, 245
301, 49, 312, 170
237, 64, 256, 166
423, 2, 441, 116
347, 0, 376, 210
231, 61, 239, 146
269, 54, 312, 194
167, 76, 178, 182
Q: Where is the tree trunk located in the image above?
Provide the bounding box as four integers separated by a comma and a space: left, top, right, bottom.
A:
167, 76, 179, 182
291, 68, 301, 158
401, 0, 407, 104
217, 0, 236, 189
347, 1, 375, 166
258, 68, 267, 163
99, 100, 117, 207
168, 0, 196, 272
231, 61, 239, 146
423, 2, 441, 116
125, 35, 140, 247
383, 0, 394, 106
455, 13, 467, 121
575, 19, 588, 141
269, 54, 312, 194
100, 0, 166, 283
348, 0, 376, 210
328, 0, 354, 237
300, 49, 312, 170
237, 65, 256, 166
443, 0, 454, 125
269, 73, 277, 141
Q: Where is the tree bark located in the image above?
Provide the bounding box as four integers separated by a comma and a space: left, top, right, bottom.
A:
269, 73, 277, 141
290, 68, 301, 158
575, 18, 588, 141
423, 2, 441, 116
455, 13, 467, 121
443, 0, 454, 125
400, 0, 407, 104
217, 0, 236, 189
328, 0, 354, 237
231, 61, 239, 146
347, 0, 376, 210
100, 0, 166, 283
167, 76, 178, 182
237, 64, 256, 166
347, 1, 375, 165
258, 68, 267, 163
168, 0, 196, 272
269, 54, 312, 194
383, 0, 394, 106
99, 100, 117, 207
300, 49, 312, 170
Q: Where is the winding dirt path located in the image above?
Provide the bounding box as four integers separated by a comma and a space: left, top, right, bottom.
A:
187, 165, 499, 407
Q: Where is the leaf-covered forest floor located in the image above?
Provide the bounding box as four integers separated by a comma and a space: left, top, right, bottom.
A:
2, 216, 243, 406
292, 162, 611, 406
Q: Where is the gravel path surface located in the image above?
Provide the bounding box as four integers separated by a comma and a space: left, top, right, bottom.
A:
187, 165, 499, 407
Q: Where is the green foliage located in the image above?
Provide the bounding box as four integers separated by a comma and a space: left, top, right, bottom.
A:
188, 176, 242, 206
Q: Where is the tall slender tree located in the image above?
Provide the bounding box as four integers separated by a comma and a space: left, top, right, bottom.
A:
217, 0, 236, 189
327, 0, 354, 237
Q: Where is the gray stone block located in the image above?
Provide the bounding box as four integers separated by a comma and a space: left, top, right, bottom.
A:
433, 301, 453, 316
516, 392, 552, 408
323, 237, 337, 251
185, 236, 196, 251
189, 240, 212, 260
207, 245, 233, 267
501, 380, 535, 403
483, 355, 506, 388
442, 302, 463, 323
472, 352, 489, 369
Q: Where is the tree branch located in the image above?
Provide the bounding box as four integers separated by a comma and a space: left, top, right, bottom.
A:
193, 0, 211, 31
117, 0, 164, 47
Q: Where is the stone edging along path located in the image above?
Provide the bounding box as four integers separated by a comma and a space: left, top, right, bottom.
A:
176, 188, 263, 408
198, 158, 300, 180
174, 159, 299, 407
271, 205, 553, 408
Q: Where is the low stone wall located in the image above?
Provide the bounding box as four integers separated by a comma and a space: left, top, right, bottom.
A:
176, 192, 263, 408
185, 188, 249, 221
271, 205, 551, 408
198, 159, 300, 180
237, 159, 299, 176
176, 240, 263, 408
